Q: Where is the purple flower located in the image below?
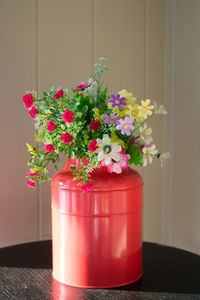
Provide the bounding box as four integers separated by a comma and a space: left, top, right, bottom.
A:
116, 117, 135, 136
108, 94, 127, 110
104, 113, 119, 125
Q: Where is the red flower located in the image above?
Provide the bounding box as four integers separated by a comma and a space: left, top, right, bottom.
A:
44, 144, 55, 153
89, 121, 101, 132
22, 93, 34, 108
130, 136, 136, 145
25, 180, 35, 188
54, 89, 64, 99
28, 106, 37, 118
88, 140, 99, 152
81, 182, 93, 192
62, 109, 75, 123
138, 145, 144, 151
47, 120, 56, 132
74, 81, 91, 92
60, 132, 73, 144
28, 172, 38, 178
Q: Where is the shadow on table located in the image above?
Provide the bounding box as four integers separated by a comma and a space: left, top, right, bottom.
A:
0, 240, 52, 269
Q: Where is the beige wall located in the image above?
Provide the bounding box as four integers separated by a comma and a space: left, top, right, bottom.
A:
164, 0, 200, 254
4, 0, 199, 254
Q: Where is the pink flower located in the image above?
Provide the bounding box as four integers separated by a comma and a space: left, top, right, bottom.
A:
81, 182, 93, 192
25, 180, 35, 188
44, 144, 55, 153
28, 106, 37, 118
119, 149, 130, 169
22, 93, 34, 108
89, 121, 101, 132
107, 161, 122, 174
60, 132, 73, 144
54, 89, 64, 99
116, 117, 134, 136
74, 81, 91, 92
28, 172, 38, 178
88, 140, 99, 152
47, 120, 56, 132
102, 149, 130, 174
62, 109, 75, 123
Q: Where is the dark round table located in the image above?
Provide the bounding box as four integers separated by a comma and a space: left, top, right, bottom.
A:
0, 241, 199, 300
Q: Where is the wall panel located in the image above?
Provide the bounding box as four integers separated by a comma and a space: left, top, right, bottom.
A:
95, 0, 145, 97
165, 0, 200, 254
0, 0, 38, 247
38, 0, 94, 239
143, 0, 165, 242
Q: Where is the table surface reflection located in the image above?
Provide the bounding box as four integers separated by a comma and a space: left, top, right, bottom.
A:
0, 240, 199, 300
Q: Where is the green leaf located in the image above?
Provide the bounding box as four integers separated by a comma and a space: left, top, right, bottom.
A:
82, 105, 88, 114
70, 166, 76, 171
127, 146, 143, 166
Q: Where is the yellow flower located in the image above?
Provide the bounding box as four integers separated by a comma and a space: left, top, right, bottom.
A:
27, 143, 34, 152
36, 115, 43, 120
112, 106, 127, 117
45, 109, 52, 115
137, 99, 154, 120
26, 143, 38, 157
127, 104, 140, 121
31, 166, 40, 173
93, 162, 99, 169
109, 90, 136, 117
93, 108, 104, 121
110, 131, 127, 149
118, 89, 136, 105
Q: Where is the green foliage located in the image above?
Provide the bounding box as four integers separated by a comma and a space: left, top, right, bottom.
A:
127, 146, 144, 166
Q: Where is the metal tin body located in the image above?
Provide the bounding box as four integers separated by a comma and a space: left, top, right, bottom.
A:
51, 158, 143, 288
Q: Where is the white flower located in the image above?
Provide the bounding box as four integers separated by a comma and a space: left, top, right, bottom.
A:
159, 152, 171, 167
142, 144, 158, 167
139, 123, 153, 144
34, 120, 40, 130
154, 102, 167, 115
96, 134, 121, 165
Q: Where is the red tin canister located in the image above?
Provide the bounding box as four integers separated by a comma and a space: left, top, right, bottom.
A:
51, 158, 143, 288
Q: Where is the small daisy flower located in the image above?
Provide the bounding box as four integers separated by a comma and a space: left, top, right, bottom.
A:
159, 152, 171, 167
142, 144, 158, 167
108, 94, 127, 110
116, 116, 134, 136
139, 123, 153, 144
138, 99, 154, 120
96, 134, 121, 165
118, 89, 136, 105
104, 113, 119, 125
154, 102, 167, 115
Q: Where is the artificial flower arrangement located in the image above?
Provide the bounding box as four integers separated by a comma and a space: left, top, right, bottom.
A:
22, 58, 170, 191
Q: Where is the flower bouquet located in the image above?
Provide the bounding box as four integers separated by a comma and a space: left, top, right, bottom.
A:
22, 58, 170, 191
